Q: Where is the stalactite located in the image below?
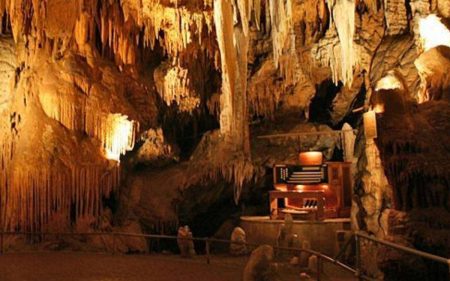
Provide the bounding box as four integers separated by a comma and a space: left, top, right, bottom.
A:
139, 3, 214, 58
214, 0, 239, 137
253, 0, 261, 29
209, 0, 255, 203
102, 114, 138, 162
268, 0, 295, 69
333, 0, 356, 86
154, 62, 200, 112
319, 0, 357, 87
39, 93, 138, 162
0, 164, 121, 231
248, 72, 283, 117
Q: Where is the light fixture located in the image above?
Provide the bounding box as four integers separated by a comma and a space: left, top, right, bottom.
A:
363, 110, 377, 139
373, 103, 385, 114
299, 151, 323, 166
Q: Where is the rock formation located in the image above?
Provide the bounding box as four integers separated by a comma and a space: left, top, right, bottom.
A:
230, 226, 248, 256
0, 1, 448, 279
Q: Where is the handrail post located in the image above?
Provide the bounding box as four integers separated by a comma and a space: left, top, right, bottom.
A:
448, 259, 450, 279
0, 232, 3, 255
205, 238, 211, 265
112, 233, 116, 255
316, 256, 321, 281
355, 233, 362, 280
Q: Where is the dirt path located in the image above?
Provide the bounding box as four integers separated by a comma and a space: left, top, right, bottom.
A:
0, 252, 245, 281
0, 252, 357, 281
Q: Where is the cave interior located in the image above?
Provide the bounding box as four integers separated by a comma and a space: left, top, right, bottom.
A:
0, 0, 449, 280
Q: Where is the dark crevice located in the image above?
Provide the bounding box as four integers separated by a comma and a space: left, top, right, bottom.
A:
309, 79, 342, 125
336, 82, 367, 129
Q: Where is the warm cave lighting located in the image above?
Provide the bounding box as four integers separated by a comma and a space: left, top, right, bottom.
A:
375, 75, 402, 91
363, 110, 378, 139
419, 14, 450, 51
104, 114, 137, 162
299, 151, 323, 166
374, 103, 385, 114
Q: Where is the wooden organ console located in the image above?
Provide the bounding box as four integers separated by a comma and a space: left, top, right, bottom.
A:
270, 152, 353, 220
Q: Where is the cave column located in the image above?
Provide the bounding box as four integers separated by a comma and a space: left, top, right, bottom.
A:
214, 0, 250, 155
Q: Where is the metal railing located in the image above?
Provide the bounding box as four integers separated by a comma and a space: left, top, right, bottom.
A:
0, 230, 448, 281
354, 231, 450, 280
0, 230, 359, 280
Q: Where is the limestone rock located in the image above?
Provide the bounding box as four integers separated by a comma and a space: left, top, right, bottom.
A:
415, 46, 450, 102
276, 214, 296, 258
154, 62, 200, 112
384, 0, 409, 35
0, 35, 16, 113
342, 123, 356, 162
330, 75, 364, 125
379, 209, 408, 237
134, 128, 179, 166
115, 221, 148, 253
299, 272, 312, 280
370, 36, 420, 100
243, 245, 277, 281
177, 225, 196, 258
438, 0, 450, 17
290, 256, 299, 265
299, 240, 312, 267
230, 227, 248, 256
307, 255, 318, 273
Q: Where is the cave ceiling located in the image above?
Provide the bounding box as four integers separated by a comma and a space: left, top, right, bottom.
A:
0, 0, 449, 232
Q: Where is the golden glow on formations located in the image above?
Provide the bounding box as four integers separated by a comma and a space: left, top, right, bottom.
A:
419, 14, 450, 51
104, 114, 138, 162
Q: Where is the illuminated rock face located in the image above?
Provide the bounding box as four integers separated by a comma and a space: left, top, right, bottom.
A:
0, 3, 448, 274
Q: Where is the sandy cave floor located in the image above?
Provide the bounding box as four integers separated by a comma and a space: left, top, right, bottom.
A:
0, 252, 356, 281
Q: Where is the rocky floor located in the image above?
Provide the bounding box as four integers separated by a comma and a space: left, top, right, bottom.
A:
0, 252, 356, 281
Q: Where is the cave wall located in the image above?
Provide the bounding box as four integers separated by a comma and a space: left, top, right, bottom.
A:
0, 3, 448, 274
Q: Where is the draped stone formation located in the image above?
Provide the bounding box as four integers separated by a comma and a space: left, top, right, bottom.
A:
384, 0, 409, 35
0, 5, 448, 277
214, 0, 250, 153
329, 0, 356, 87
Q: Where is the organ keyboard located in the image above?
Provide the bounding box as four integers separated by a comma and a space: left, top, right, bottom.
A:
270, 152, 353, 220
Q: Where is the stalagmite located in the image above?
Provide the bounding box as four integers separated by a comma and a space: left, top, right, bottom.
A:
341, 123, 355, 162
